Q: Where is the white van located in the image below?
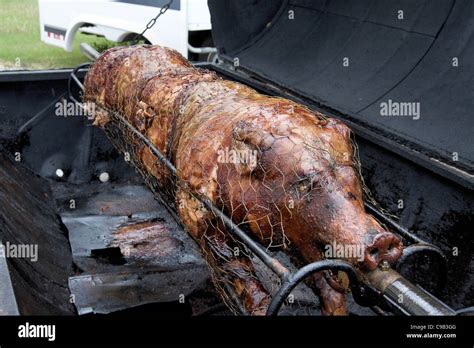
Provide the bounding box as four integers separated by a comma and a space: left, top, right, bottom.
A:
38, 0, 216, 60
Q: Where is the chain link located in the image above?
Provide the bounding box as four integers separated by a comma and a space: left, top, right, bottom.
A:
131, 0, 174, 45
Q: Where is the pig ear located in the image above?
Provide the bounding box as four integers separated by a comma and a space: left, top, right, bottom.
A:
232, 120, 274, 150
231, 121, 273, 176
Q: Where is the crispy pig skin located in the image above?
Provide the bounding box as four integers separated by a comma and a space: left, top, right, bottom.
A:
84, 45, 402, 315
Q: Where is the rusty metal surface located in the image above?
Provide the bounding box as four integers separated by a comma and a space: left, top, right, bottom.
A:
109, 219, 191, 266
69, 266, 208, 315
62, 212, 204, 272
53, 181, 210, 314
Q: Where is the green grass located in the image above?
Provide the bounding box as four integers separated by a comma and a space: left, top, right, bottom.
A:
0, 0, 120, 70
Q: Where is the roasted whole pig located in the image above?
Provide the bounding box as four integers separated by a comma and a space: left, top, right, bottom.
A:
84, 45, 403, 316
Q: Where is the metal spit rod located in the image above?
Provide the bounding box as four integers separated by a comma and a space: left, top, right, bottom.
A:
79, 43, 100, 62
365, 267, 456, 316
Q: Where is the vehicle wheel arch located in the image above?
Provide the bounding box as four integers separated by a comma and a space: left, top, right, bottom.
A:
64, 16, 145, 51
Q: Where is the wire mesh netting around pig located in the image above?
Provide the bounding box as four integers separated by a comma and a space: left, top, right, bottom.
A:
80, 45, 394, 315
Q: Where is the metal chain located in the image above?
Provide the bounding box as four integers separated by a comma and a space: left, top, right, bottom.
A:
131, 0, 174, 45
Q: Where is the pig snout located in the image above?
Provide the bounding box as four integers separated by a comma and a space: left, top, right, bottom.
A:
362, 231, 403, 270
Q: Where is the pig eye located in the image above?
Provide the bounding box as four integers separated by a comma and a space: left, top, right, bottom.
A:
293, 172, 328, 197
298, 183, 308, 192
294, 176, 315, 196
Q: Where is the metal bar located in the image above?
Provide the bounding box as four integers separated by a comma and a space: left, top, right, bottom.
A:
71, 73, 84, 91
202, 198, 290, 279
266, 260, 359, 316
17, 92, 67, 135
0, 69, 88, 83
370, 305, 390, 316
384, 281, 456, 316
364, 202, 425, 244
394, 243, 448, 292
109, 112, 177, 175
365, 268, 456, 316
456, 306, 474, 316
187, 43, 217, 54
80, 43, 100, 61
68, 63, 91, 104
396, 243, 447, 268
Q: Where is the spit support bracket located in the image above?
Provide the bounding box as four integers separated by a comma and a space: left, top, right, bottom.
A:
67, 65, 460, 317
